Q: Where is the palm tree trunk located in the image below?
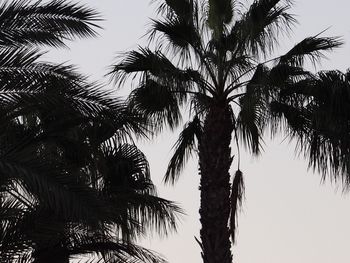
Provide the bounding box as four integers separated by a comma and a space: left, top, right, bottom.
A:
198, 104, 234, 263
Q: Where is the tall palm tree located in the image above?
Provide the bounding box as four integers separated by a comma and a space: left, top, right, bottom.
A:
111, 0, 343, 262
0, 0, 182, 262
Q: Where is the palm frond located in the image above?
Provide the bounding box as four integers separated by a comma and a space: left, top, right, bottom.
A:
236, 65, 268, 154
189, 92, 213, 116
158, 0, 197, 24
0, 155, 109, 224
0, 0, 100, 47
75, 241, 167, 263
149, 17, 201, 56
111, 47, 198, 89
267, 63, 310, 86
0, 48, 136, 125
0, 195, 32, 261
270, 70, 350, 189
164, 116, 202, 184
231, 0, 295, 56
229, 170, 244, 245
128, 80, 182, 131
279, 35, 343, 66
101, 143, 152, 194
112, 192, 183, 238
97, 142, 184, 238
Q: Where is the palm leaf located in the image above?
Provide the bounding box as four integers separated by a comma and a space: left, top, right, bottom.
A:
101, 143, 152, 194
158, 0, 197, 24
236, 65, 268, 154
149, 17, 201, 54
99, 143, 183, 237
111, 47, 198, 90
0, 0, 100, 47
231, 0, 295, 56
109, 192, 183, 238
75, 241, 167, 263
0, 155, 109, 224
279, 35, 343, 66
229, 170, 244, 245
270, 70, 350, 188
128, 80, 182, 131
164, 116, 202, 184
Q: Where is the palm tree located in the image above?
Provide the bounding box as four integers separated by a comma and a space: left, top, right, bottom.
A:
0, 0, 182, 262
111, 0, 343, 262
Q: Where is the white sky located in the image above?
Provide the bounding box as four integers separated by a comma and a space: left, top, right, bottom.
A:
46, 1, 350, 262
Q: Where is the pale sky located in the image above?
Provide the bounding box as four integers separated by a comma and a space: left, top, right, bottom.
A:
46, 1, 350, 262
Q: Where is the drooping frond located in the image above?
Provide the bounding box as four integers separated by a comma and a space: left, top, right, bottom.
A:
100, 143, 152, 193
158, 0, 198, 24
0, 156, 108, 224
0, 48, 92, 114
229, 170, 244, 244
74, 240, 167, 263
0, 0, 100, 47
230, 0, 295, 56
98, 143, 183, 237
151, 0, 200, 56
150, 17, 201, 56
267, 63, 309, 86
190, 92, 213, 116
279, 35, 343, 66
0, 196, 31, 261
111, 47, 199, 89
270, 70, 350, 189
128, 80, 182, 131
236, 65, 268, 154
111, 192, 183, 238
164, 116, 202, 184
0, 48, 143, 132
223, 55, 255, 86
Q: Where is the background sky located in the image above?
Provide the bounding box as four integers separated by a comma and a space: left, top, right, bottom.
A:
45, 1, 350, 262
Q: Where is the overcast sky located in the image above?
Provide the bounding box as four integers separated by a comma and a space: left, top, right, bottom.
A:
47, 1, 350, 262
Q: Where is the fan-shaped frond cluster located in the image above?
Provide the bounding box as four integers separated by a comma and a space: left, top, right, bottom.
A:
270, 70, 350, 188
112, 0, 343, 181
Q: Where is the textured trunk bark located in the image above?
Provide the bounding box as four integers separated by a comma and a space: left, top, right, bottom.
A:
198, 104, 234, 263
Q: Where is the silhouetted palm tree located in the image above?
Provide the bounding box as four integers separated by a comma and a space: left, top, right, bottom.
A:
0, 1, 182, 262
111, 0, 343, 262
